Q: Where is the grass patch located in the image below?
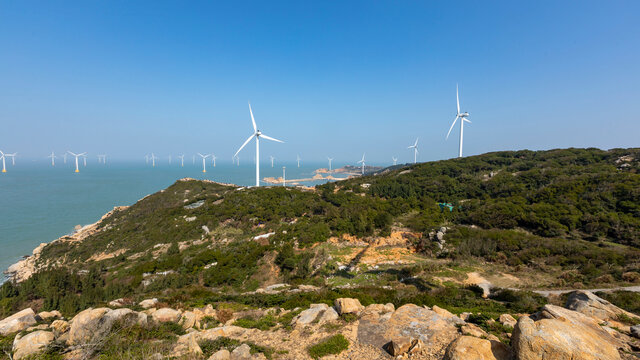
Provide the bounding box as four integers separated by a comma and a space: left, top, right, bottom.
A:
307, 334, 349, 359
234, 315, 277, 330
198, 337, 274, 359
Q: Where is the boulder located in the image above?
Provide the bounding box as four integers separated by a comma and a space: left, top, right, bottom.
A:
293, 304, 329, 326
631, 325, 640, 339
105, 308, 148, 327
180, 311, 198, 329
37, 310, 62, 321
334, 298, 364, 315
387, 337, 412, 356
357, 304, 459, 358
231, 343, 252, 359
499, 314, 517, 328
50, 319, 70, 336
364, 303, 395, 315
432, 305, 465, 325
0, 308, 37, 336
445, 336, 512, 360
512, 305, 623, 360
565, 290, 639, 322
152, 308, 181, 323
108, 298, 128, 307
139, 298, 159, 309
68, 307, 113, 345
12, 330, 55, 360
317, 307, 339, 324
209, 349, 231, 360
461, 323, 488, 338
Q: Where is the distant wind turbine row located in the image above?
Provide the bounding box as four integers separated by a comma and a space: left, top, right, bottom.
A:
1, 86, 472, 179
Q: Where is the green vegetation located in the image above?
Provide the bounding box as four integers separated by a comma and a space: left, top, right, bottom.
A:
234, 314, 278, 330
198, 337, 274, 359
307, 334, 350, 359
0, 147, 637, 324
595, 290, 640, 317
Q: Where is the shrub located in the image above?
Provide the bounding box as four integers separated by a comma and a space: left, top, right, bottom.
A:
216, 308, 234, 324
307, 334, 350, 359
234, 315, 277, 331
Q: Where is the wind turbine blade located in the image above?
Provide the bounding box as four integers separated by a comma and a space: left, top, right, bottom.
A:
234, 134, 255, 157
456, 84, 460, 114
248, 102, 257, 132
464, 119, 471, 123
446, 117, 459, 140
260, 134, 284, 143
68, 151, 77, 156
414, 138, 419, 147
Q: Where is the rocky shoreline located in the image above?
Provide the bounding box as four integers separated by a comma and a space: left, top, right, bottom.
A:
3, 205, 128, 283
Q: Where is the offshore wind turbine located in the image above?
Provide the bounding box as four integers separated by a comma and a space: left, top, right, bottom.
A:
178, 154, 185, 167
150, 153, 157, 167
67, 151, 86, 173
327, 157, 333, 172
296, 155, 301, 168
82, 154, 87, 167
168, 155, 172, 165
192, 155, 195, 165
0, 151, 6, 173
145, 155, 149, 164
63, 153, 67, 164
357, 153, 366, 175
408, 138, 419, 164
48, 152, 57, 166
234, 102, 284, 187
392, 157, 398, 166
98, 155, 106, 164
6, 153, 17, 166
282, 166, 286, 187
198, 153, 210, 173
211, 154, 217, 167
446, 84, 471, 158
270, 156, 275, 168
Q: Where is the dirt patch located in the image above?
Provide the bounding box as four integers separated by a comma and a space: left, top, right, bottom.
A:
89, 248, 128, 262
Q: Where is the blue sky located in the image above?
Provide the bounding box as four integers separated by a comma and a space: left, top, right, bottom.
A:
0, 1, 638, 164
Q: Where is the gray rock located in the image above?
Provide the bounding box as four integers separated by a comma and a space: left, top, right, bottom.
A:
294, 304, 329, 325
209, 349, 231, 360
0, 308, 37, 336
631, 325, 640, 339
231, 343, 252, 359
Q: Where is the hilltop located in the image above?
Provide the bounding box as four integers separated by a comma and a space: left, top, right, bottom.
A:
1, 147, 639, 359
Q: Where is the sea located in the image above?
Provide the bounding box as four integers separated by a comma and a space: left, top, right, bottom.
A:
0, 160, 341, 280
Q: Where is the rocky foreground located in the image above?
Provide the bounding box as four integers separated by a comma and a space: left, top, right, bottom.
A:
1, 290, 639, 359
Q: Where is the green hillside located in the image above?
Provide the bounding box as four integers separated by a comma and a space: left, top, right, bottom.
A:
1, 147, 639, 319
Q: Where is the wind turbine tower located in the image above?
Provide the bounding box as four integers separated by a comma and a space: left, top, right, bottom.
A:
357, 154, 366, 175
392, 157, 398, 166
151, 153, 157, 167
6, 153, 17, 166
212, 154, 217, 167
446, 84, 472, 158
270, 156, 275, 168
234, 102, 284, 187
178, 154, 185, 167
282, 166, 286, 187
48, 152, 57, 166
198, 153, 210, 173
297, 155, 301, 168
408, 138, 419, 164
327, 157, 333, 172
0, 151, 6, 173
68, 151, 87, 173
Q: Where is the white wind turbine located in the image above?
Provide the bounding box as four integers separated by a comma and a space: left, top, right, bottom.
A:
211, 154, 217, 167
234, 102, 284, 187
178, 154, 185, 167
48, 152, 57, 166
145, 155, 149, 164
82, 154, 87, 167
296, 154, 301, 168
168, 155, 172, 165
234, 155, 240, 166
198, 153, 210, 173
282, 166, 286, 187
446, 84, 471, 158
270, 155, 275, 168
192, 155, 195, 165
327, 157, 334, 172
357, 153, 366, 175
408, 138, 419, 164
392, 157, 398, 165
63, 153, 67, 164
0, 151, 6, 173
150, 153, 157, 167
98, 154, 106, 164
67, 151, 87, 173
6, 153, 17, 166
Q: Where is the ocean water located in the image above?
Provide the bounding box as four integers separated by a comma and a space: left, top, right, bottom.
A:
0, 160, 340, 278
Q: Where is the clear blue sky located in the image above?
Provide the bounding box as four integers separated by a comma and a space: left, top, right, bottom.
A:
1, 1, 638, 164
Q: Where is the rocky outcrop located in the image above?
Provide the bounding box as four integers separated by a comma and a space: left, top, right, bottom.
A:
12, 330, 54, 359
209, 349, 230, 359
334, 298, 364, 315
631, 325, 640, 339
139, 298, 159, 309
357, 304, 459, 357
293, 304, 339, 326
37, 310, 62, 321
68, 307, 147, 345
152, 308, 181, 323
565, 290, 640, 322
512, 305, 623, 360
231, 343, 252, 359
0, 308, 37, 336
499, 314, 517, 328
445, 336, 512, 360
